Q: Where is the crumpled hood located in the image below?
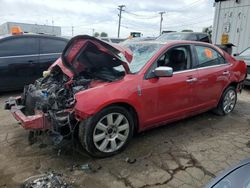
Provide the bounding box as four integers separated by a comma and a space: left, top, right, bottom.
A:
58, 35, 133, 76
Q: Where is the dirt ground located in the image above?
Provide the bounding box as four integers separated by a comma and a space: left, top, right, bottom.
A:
0, 89, 250, 188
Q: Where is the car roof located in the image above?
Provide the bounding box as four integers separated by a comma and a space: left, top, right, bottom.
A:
205, 157, 250, 188
124, 40, 214, 46
0, 33, 69, 41
164, 32, 208, 35
123, 40, 224, 55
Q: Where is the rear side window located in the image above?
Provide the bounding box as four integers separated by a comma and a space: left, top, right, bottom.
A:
0, 37, 39, 57
40, 38, 67, 54
195, 46, 226, 68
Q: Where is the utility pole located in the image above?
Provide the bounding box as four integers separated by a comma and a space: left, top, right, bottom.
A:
117, 5, 125, 38
159, 11, 165, 35
71, 26, 74, 36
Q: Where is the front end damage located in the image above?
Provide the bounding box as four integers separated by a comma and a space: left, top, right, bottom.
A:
5, 35, 132, 143
5, 96, 51, 130
5, 66, 87, 139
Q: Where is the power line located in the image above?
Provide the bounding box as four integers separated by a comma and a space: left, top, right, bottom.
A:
165, 16, 213, 27
117, 5, 125, 38
123, 10, 158, 19
121, 22, 157, 31
164, 18, 213, 29
175, 0, 205, 11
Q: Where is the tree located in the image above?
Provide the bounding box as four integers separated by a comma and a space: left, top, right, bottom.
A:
94, 32, 100, 37
100, 32, 108, 37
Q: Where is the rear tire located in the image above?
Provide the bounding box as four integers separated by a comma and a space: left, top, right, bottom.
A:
78, 106, 134, 157
213, 86, 237, 116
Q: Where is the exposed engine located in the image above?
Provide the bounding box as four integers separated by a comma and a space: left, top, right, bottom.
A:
22, 65, 125, 137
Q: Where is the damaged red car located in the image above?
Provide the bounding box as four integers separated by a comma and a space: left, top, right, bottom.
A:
5, 35, 246, 157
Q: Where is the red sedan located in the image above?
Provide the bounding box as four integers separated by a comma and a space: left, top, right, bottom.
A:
5, 35, 246, 157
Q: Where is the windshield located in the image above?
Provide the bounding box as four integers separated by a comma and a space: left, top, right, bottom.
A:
157, 33, 189, 41
122, 43, 163, 73
240, 47, 250, 57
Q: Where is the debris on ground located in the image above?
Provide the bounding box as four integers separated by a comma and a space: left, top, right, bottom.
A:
125, 157, 137, 164
21, 172, 73, 188
70, 163, 102, 174
80, 164, 91, 173
57, 149, 62, 156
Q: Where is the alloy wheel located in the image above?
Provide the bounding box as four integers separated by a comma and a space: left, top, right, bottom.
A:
93, 113, 130, 153
223, 89, 236, 114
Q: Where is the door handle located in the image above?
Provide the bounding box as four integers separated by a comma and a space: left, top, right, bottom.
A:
222, 71, 230, 75
186, 78, 198, 83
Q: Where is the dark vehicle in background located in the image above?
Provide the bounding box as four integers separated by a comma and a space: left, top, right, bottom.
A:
156, 32, 211, 43
130, 32, 142, 38
0, 34, 68, 92
121, 37, 156, 44
99, 37, 126, 43
234, 47, 250, 85
205, 158, 250, 188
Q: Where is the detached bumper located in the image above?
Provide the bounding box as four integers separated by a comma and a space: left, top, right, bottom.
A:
5, 97, 51, 130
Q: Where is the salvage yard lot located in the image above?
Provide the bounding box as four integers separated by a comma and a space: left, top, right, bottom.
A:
0, 89, 250, 188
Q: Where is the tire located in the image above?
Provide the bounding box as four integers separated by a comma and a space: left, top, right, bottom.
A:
213, 86, 237, 116
78, 105, 134, 157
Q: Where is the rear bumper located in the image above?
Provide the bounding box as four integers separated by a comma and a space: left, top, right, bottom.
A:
5, 97, 51, 130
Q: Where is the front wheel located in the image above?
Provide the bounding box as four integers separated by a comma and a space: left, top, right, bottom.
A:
213, 86, 237, 115
78, 106, 134, 157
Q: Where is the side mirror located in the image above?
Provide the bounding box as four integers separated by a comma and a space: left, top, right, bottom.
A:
154, 66, 173, 77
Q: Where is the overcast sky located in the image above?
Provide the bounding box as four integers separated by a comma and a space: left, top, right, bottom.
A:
0, 0, 215, 38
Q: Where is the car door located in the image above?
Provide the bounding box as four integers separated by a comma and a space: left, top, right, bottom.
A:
141, 45, 199, 128
38, 37, 68, 77
193, 45, 231, 110
0, 36, 39, 91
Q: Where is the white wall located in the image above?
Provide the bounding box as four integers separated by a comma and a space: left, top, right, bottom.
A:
213, 0, 250, 53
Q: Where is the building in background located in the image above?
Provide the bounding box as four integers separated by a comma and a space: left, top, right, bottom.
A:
0, 22, 61, 36
213, 0, 250, 53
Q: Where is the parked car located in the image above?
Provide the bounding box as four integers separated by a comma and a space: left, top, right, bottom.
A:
121, 37, 156, 44
205, 157, 250, 188
0, 34, 68, 92
5, 35, 246, 157
234, 47, 250, 85
99, 37, 125, 43
156, 32, 212, 43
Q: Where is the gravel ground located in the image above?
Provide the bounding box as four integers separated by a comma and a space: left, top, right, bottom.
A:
0, 89, 250, 188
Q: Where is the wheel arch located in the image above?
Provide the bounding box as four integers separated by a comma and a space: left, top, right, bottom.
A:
216, 81, 239, 107
227, 81, 239, 89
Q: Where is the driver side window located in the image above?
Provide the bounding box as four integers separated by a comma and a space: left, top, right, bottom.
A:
157, 46, 192, 72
